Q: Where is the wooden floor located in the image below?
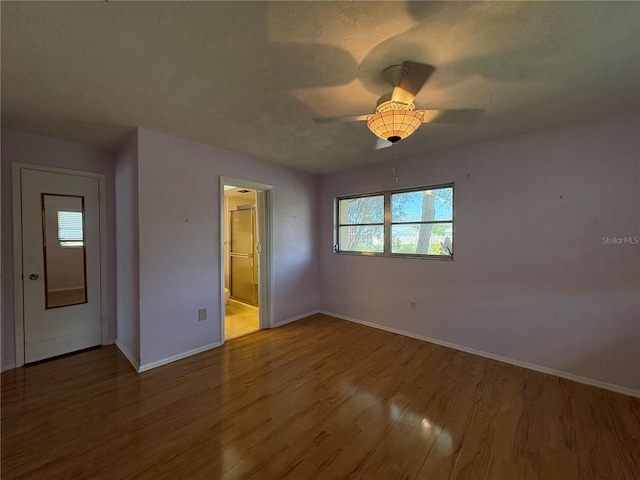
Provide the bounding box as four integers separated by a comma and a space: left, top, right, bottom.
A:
2, 314, 639, 479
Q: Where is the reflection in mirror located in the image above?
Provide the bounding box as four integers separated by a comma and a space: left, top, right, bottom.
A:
41, 194, 87, 309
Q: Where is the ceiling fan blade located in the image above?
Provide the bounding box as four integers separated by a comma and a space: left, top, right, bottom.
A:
388, 61, 435, 104
416, 108, 485, 124
313, 114, 370, 124
375, 138, 393, 150
415, 109, 443, 123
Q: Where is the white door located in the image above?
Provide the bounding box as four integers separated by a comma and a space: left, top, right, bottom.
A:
21, 168, 102, 363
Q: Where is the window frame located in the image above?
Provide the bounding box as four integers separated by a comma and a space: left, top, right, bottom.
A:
336, 192, 385, 255
334, 183, 454, 260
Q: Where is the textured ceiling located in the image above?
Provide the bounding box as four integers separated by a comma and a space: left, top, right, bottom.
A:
2, 1, 639, 174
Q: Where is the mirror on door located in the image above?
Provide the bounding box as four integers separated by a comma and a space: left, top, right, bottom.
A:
41, 194, 88, 308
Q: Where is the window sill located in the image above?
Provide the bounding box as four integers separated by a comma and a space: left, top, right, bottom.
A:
333, 251, 453, 261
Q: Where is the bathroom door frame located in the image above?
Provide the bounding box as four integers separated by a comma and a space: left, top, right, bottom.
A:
219, 177, 274, 343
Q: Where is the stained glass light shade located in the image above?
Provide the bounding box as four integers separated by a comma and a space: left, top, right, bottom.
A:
367, 110, 424, 143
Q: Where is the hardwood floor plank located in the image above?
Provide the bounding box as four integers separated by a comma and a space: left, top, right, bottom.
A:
2, 314, 638, 479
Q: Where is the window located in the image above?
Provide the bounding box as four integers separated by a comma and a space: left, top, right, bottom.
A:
391, 187, 453, 256
335, 184, 453, 259
57, 210, 84, 247
337, 195, 384, 253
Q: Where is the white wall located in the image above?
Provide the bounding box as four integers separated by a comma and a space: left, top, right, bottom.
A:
136, 128, 319, 368
114, 131, 140, 367
319, 111, 640, 393
1, 129, 117, 370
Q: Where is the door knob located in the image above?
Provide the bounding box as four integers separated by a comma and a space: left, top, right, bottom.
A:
29, 273, 39, 280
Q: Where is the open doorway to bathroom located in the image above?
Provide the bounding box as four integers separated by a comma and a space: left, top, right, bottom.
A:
224, 186, 259, 339
222, 179, 272, 341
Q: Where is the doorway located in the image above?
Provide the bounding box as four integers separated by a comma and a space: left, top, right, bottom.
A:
12, 164, 108, 366
225, 187, 259, 339
220, 177, 273, 343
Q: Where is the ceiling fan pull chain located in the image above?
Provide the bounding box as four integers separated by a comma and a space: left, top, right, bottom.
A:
392, 143, 399, 184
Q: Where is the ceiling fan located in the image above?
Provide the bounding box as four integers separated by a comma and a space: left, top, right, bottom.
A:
315, 61, 485, 148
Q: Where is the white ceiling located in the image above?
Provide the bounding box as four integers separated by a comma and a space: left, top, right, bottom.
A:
2, 1, 639, 174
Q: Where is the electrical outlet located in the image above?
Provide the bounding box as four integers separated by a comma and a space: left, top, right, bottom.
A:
198, 308, 207, 321
411, 301, 416, 311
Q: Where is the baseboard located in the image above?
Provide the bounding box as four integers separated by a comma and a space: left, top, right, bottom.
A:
138, 341, 222, 373
274, 309, 320, 327
115, 340, 140, 372
319, 310, 640, 399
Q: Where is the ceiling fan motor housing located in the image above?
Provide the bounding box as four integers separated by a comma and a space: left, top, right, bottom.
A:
376, 100, 415, 113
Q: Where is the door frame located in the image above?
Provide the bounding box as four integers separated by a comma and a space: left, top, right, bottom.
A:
219, 176, 274, 343
12, 163, 108, 367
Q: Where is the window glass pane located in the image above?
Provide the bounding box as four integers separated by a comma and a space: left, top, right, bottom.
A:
339, 225, 384, 252
391, 223, 453, 255
392, 187, 453, 222
339, 195, 384, 224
